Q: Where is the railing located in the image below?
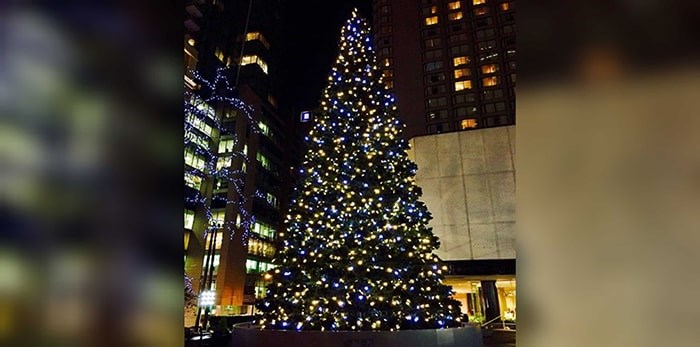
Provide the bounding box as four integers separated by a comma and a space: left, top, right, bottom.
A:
481, 315, 508, 330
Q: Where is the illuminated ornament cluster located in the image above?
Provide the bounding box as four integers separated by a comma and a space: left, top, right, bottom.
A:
255, 10, 462, 331
184, 67, 263, 244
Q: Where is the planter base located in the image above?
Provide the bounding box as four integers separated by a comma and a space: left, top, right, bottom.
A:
231, 323, 483, 347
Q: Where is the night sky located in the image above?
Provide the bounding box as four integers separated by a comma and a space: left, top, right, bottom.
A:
276, 0, 373, 114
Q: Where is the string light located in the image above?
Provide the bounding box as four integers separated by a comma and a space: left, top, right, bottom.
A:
256, 10, 462, 331
185, 67, 264, 271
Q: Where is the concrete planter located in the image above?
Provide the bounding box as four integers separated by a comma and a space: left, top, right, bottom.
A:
231, 322, 483, 347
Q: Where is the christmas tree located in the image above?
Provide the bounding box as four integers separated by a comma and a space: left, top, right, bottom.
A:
256, 10, 462, 332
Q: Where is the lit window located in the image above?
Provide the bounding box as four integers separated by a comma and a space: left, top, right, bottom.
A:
483, 76, 499, 87
214, 47, 225, 63
460, 119, 478, 129
454, 68, 471, 79
266, 192, 279, 208
448, 12, 463, 21
185, 210, 195, 230
474, 7, 489, 16
241, 55, 268, 74
245, 31, 270, 49
448, 1, 461, 10
185, 172, 203, 190
383, 58, 393, 67
383, 69, 393, 78
186, 113, 215, 137
386, 80, 394, 89
185, 149, 207, 171
253, 220, 277, 239
258, 121, 271, 137
186, 130, 208, 148
218, 139, 234, 153
424, 16, 438, 26
481, 64, 499, 74
216, 156, 231, 170
257, 152, 273, 171
473, 0, 486, 5
454, 80, 472, 91
453, 56, 470, 66
211, 210, 225, 228
501, 2, 511, 11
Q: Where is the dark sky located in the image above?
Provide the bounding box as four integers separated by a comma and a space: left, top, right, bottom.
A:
276, 0, 373, 114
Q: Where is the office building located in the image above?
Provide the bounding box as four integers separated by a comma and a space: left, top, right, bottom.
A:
184, 0, 289, 325
373, 0, 516, 324
372, 0, 516, 139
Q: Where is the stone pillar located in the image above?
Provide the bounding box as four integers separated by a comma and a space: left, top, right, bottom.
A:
481, 280, 500, 322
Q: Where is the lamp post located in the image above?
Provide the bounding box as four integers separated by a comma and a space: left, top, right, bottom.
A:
197, 290, 216, 347
200, 290, 216, 325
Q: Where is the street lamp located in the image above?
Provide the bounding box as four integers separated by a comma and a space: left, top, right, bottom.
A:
199, 290, 216, 331
200, 290, 216, 307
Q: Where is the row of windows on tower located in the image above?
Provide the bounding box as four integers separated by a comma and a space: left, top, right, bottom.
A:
424, 73, 515, 90
426, 114, 511, 134
421, 25, 515, 41
421, 2, 514, 24
426, 100, 511, 116
419, 0, 513, 9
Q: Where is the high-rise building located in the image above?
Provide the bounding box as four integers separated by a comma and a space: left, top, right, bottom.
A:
372, 0, 515, 139
372, 0, 516, 325
184, 0, 289, 324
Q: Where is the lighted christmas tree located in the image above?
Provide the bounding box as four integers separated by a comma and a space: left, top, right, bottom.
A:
256, 10, 462, 331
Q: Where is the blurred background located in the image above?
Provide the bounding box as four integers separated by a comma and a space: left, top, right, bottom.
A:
1, 1, 699, 346
0, 2, 182, 347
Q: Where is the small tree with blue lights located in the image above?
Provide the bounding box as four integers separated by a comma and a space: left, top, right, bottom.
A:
256, 10, 462, 331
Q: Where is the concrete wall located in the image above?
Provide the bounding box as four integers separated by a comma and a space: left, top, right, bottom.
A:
407, 126, 516, 261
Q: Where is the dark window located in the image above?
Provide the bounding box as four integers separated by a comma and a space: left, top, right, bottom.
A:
380, 26, 392, 34
426, 85, 447, 96
482, 89, 504, 100
424, 38, 442, 48
474, 17, 493, 28
475, 28, 496, 40
424, 49, 443, 60
503, 37, 516, 48
449, 44, 469, 56
449, 33, 469, 44
422, 27, 441, 37
477, 40, 497, 52
426, 109, 448, 120
425, 73, 446, 84
455, 106, 478, 117
426, 97, 447, 108
502, 25, 515, 34
484, 102, 506, 114
502, 13, 515, 22
425, 61, 444, 72
453, 93, 476, 104
427, 122, 449, 134
451, 24, 464, 32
